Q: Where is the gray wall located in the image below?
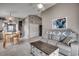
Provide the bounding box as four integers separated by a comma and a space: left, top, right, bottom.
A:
41, 3, 79, 38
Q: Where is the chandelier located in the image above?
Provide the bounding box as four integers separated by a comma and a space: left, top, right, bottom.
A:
5, 8, 15, 21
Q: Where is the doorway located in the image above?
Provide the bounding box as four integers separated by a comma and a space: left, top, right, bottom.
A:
18, 21, 22, 37
39, 25, 42, 36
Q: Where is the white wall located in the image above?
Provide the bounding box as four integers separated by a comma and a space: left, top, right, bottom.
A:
29, 15, 41, 38
29, 23, 39, 38
0, 20, 3, 30
23, 15, 41, 39
41, 3, 79, 38
23, 17, 30, 39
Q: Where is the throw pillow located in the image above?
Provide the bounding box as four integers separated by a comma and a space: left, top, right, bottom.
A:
60, 35, 67, 41
68, 33, 76, 38
68, 33, 77, 43
63, 37, 72, 46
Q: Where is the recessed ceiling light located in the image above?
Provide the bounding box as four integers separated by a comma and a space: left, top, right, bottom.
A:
37, 3, 44, 9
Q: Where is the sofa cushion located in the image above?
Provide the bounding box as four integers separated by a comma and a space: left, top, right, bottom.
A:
68, 33, 77, 41
68, 33, 77, 38
52, 31, 61, 41
52, 31, 61, 36
52, 35, 61, 41
62, 31, 70, 37
60, 35, 67, 41
48, 39, 58, 46
59, 48, 71, 56
57, 42, 71, 56
57, 42, 71, 51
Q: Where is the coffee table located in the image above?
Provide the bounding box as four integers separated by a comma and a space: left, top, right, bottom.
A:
30, 41, 59, 56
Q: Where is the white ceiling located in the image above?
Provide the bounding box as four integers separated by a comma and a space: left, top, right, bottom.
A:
0, 3, 56, 18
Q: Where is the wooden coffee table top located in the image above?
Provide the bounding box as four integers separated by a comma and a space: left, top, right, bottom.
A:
30, 41, 58, 55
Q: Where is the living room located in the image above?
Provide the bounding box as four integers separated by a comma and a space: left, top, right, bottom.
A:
0, 3, 79, 56
41, 3, 79, 56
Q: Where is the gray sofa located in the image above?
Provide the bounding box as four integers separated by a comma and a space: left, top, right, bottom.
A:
46, 29, 79, 56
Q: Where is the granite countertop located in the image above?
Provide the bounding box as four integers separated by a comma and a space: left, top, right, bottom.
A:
30, 41, 58, 55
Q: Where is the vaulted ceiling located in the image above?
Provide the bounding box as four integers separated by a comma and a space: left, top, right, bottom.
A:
0, 3, 56, 18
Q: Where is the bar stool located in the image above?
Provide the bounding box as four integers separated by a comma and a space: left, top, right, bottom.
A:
12, 32, 20, 44
3, 32, 12, 48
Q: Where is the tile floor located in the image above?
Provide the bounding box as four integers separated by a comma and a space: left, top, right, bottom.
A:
0, 37, 42, 56
0, 39, 31, 56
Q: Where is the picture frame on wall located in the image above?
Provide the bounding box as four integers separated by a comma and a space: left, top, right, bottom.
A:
52, 17, 67, 29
